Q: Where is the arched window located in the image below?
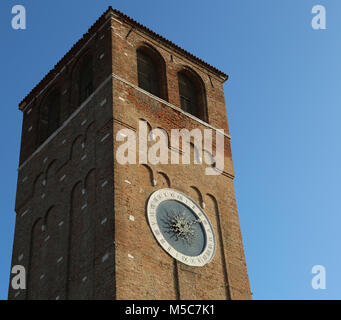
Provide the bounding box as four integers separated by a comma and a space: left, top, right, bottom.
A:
178, 72, 197, 116
136, 46, 168, 100
178, 69, 207, 122
78, 55, 93, 104
137, 49, 159, 96
38, 89, 61, 144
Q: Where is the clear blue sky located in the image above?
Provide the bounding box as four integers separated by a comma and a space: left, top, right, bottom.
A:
0, 0, 340, 300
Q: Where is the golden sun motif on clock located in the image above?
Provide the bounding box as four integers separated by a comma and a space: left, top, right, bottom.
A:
147, 188, 216, 267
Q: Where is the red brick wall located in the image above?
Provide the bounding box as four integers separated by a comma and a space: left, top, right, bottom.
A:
9, 9, 251, 300
9, 15, 116, 299
110, 15, 251, 299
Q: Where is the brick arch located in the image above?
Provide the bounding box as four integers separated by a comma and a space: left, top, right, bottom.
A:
44, 204, 67, 300
205, 193, 230, 300
27, 217, 48, 299
45, 159, 59, 187
138, 164, 155, 187
176, 65, 208, 122
82, 121, 96, 161
137, 117, 152, 139
84, 121, 96, 145
84, 167, 96, 185
33, 159, 60, 199
32, 172, 45, 198
70, 134, 85, 161
67, 174, 95, 299
189, 186, 203, 208
136, 42, 168, 101
84, 168, 97, 206
66, 181, 82, 298
189, 141, 202, 165
83, 168, 96, 288
156, 171, 171, 188
44, 205, 57, 226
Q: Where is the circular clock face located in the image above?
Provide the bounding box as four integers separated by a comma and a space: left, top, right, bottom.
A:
147, 188, 216, 267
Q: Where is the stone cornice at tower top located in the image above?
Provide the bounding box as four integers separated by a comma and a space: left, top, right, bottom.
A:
18, 6, 229, 111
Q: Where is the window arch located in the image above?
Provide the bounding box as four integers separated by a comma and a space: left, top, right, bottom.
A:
78, 55, 93, 104
38, 89, 61, 144
178, 68, 207, 122
136, 45, 168, 100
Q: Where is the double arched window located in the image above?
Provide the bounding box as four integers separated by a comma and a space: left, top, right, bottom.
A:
136, 45, 207, 123
178, 69, 207, 122
136, 45, 168, 101
38, 89, 61, 144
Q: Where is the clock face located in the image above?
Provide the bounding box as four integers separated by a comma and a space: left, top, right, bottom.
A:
147, 188, 216, 267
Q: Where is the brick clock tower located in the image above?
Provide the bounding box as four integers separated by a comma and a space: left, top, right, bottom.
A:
8, 7, 251, 300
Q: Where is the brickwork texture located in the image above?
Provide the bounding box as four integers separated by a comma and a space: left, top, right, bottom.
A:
8, 7, 251, 300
